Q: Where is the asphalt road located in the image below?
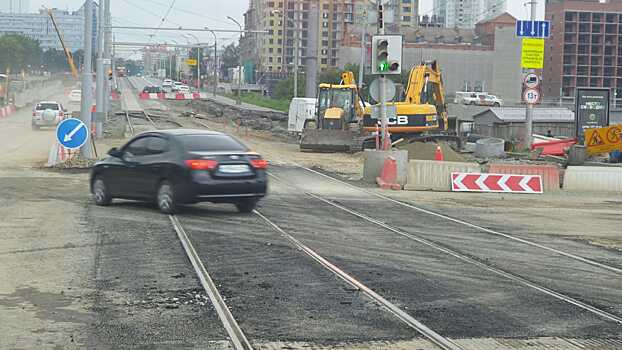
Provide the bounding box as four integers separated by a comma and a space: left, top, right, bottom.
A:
2, 83, 622, 349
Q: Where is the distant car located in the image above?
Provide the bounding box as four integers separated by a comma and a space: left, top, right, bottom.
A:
142, 85, 162, 94
459, 92, 503, 107
178, 85, 190, 93
163, 79, 173, 86
69, 89, 81, 103
90, 129, 269, 214
171, 81, 183, 92
32, 101, 65, 129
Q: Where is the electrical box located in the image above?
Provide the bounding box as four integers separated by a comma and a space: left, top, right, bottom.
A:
371, 35, 403, 75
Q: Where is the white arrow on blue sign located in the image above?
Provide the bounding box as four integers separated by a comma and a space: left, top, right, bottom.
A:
56, 118, 89, 150
516, 20, 550, 38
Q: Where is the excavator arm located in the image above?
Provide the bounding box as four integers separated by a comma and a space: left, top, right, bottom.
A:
48, 9, 79, 80
340, 71, 365, 118
403, 61, 448, 129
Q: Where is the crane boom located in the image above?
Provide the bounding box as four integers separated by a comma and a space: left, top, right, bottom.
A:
47, 9, 79, 79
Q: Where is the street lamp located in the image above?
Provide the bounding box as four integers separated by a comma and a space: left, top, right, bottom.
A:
169, 39, 178, 80
227, 16, 243, 105
184, 33, 201, 91
205, 26, 218, 97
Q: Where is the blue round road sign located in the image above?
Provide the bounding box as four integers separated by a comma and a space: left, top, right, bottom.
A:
56, 118, 89, 150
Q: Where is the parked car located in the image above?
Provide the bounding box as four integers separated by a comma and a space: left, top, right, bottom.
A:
68, 89, 81, 103
142, 85, 162, 94
458, 92, 503, 107
171, 81, 183, 92
32, 101, 65, 129
178, 85, 190, 93
90, 129, 269, 214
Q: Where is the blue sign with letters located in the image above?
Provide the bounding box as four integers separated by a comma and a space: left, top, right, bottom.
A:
516, 20, 550, 38
56, 118, 89, 150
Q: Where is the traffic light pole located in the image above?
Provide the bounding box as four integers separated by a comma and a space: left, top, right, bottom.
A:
377, 3, 389, 150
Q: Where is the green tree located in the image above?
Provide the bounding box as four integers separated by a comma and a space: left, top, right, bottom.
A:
0, 34, 41, 73
273, 73, 306, 100
220, 43, 240, 79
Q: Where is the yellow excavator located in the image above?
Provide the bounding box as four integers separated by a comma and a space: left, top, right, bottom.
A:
299, 71, 366, 152
48, 9, 79, 79
300, 61, 454, 152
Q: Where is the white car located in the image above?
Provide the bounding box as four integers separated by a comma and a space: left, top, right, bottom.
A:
178, 85, 190, 93
69, 89, 81, 103
459, 92, 503, 107
32, 101, 65, 129
171, 81, 183, 91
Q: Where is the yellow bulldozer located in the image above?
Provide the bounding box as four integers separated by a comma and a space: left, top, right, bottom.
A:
300, 61, 454, 152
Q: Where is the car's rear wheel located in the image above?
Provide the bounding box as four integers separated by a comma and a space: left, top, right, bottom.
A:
235, 198, 258, 213
157, 180, 177, 214
93, 176, 112, 206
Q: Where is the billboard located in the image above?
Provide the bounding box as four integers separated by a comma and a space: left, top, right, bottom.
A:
575, 88, 610, 144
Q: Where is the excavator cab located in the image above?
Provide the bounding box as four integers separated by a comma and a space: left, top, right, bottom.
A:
316, 84, 357, 130
300, 82, 361, 152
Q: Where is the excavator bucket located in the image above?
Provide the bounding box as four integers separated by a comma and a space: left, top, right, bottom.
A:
299, 129, 356, 152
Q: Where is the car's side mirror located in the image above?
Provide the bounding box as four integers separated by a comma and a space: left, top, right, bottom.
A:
108, 147, 121, 158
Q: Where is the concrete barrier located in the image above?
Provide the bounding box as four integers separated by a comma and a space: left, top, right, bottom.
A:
405, 160, 482, 191
487, 163, 561, 192
564, 166, 622, 192
363, 149, 408, 186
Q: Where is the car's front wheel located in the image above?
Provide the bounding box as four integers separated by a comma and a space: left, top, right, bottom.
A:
157, 180, 177, 214
93, 176, 112, 206
235, 198, 258, 213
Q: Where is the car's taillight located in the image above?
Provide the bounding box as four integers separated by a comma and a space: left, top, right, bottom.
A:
185, 159, 218, 170
32, 112, 36, 116
59, 111, 64, 117
250, 159, 268, 169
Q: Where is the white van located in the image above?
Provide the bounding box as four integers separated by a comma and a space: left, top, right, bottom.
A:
288, 98, 317, 133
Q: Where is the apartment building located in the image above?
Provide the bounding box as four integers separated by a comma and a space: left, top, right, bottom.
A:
432, 0, 545, 29
544, 0, 622, 104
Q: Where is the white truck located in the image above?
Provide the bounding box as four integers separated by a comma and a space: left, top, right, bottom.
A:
288, 98, 317, 134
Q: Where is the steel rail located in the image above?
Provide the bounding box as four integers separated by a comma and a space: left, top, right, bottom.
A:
296, 164, 622, 276
169, 215, 254, 350
297, 189, 622, 326
253, 209, 464, 350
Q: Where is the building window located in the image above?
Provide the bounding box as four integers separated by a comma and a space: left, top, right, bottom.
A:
323, 4, 329, 9
277, 57, 282, 63
269, 48, 274, 53
269, 57, 273, 63
269, 66, 273, 71
270, 20, 274, 26
402, 16, 411, 22
277, 48, 282, 53
269, 38, 274, 44
403, 7, 411, 12
278, 39, 282, 44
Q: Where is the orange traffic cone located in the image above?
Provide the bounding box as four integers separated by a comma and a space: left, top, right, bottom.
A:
376, 156, 401, 190
434, 144, 444, 161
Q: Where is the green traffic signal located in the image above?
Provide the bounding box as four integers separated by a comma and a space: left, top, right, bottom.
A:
378, 61, 388, 72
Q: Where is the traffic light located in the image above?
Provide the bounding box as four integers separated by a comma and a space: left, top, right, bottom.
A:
371, 35, 403, 75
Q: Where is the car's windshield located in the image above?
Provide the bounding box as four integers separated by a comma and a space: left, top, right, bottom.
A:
179, 134, 248, 152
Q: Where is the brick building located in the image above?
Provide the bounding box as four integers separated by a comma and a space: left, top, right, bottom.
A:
544, 0, 622, 105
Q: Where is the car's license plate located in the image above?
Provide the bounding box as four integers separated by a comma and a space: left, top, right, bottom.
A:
219, 164, 250, 173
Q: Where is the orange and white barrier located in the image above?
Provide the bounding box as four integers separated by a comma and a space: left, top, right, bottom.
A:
0, 105, 16, 118
46, 140, 78, 167
139, 92, 208, 100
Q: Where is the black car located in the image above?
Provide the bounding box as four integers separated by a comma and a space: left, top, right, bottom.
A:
90, 129, 268, 213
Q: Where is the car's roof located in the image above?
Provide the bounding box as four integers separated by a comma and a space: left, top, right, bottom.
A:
143, 129, 225, 137
71, 89, 81, 93
38, 101, 60, 104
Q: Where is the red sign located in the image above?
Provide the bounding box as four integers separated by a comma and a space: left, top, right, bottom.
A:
451, 172, 543, 194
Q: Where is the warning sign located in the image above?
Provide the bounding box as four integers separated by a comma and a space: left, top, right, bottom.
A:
584, 125, 622, 155
521, 38, 545, 69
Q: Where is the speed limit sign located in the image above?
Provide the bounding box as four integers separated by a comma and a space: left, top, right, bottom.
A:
523, 88, 540, 104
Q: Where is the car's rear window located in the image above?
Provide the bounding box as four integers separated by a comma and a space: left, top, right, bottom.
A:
179, 134, 247, 152
36, 103, 59, 110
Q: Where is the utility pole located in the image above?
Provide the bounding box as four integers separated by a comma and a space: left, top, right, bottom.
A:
359, 8, 367, 90
378, 3, 389, 150
293, 3, 299, 98
525, 0, 537, 149
103, 0, 111, 117
80, 0, 95, 158
95, 0, 105, 139
305, 1, 319, 98
205, 28, 218, 96
227, 16, 243, 105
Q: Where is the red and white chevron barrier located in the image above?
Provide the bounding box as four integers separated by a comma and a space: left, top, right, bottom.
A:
0, 105, 16, 118
138, 92, 208, 100
451, 172, 543, 194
